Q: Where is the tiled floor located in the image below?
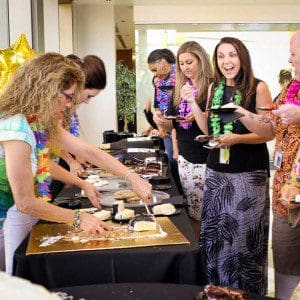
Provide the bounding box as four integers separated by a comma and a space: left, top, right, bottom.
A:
267, 171, 300, 299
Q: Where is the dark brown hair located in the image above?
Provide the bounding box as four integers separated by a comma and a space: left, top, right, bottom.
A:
147, 48, 176, 64
212, 37, 256, 108
67, 54, 106, 90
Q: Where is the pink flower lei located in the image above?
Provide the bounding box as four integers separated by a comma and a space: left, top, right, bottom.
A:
178, 80, 198, 130
283, 79, 300, 106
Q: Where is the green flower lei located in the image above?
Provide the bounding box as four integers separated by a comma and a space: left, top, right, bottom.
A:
210, 77, 242, 137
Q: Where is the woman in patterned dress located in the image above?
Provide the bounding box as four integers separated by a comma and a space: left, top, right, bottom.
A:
188, 37, 273, 294
153, 41, 213, 238
236, 31, 300, 300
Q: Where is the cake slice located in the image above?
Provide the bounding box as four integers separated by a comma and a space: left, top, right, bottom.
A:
152, 203, 176, 215
93, 210, 111, 221
128, 214, 157, 232
115, 208, 135, 220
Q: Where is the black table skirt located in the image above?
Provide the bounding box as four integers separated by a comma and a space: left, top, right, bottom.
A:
13, 208, 202, 289
53, 283, 275, 300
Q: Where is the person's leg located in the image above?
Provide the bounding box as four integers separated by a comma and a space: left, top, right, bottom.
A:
3, 205, 38, 275
275, 270, 300, 300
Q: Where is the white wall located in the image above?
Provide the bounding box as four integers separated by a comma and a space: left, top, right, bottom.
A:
43, 0, 60, 52
73, 3, 117, 146
0, 0, 9, 48
8, 0, 32, 46
134, 4, 300, 23
59, 3, 73, 55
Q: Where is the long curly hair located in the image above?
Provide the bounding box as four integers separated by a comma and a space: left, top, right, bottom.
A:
0, 52, 85, 137
173, 41, 213, 107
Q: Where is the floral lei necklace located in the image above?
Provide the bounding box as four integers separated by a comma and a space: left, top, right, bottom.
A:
70, 113, 80, 137
27, 117, 51, 201
178, 80, 198, 130
282, 79, 300, 106
155, 63, 176, 111
210, 77, 242, 137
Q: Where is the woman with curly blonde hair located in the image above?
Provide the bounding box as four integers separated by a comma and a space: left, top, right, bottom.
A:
0, 53, 152, 274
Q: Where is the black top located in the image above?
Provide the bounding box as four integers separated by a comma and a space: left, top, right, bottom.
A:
167, 100, 208, 164
206, 80, 269, 173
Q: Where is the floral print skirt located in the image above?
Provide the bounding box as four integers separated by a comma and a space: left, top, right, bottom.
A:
199, 168, 269, 295
178, 155, 206, 221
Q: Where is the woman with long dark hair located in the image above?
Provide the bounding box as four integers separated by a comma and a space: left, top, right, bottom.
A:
189, 37, 273, 294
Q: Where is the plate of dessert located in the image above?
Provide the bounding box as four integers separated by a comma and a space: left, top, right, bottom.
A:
194, 135, 212, 142
164, 115, 186, 121
195, 285, 247, 300
152, 203, 181, 216
207, 103, 237, 114
99, 189, 169, 208
203, 139, 220, 150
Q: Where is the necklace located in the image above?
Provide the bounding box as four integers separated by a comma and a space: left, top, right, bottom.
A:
155, 63, 176, 111
178, 79, 198, 130
70, 113, 80, 137
210, 77, 242, 137
283, 79, 300, 106
27, 117, 51, 202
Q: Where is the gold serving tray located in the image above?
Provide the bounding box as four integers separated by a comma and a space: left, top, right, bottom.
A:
26, 217, 190, 255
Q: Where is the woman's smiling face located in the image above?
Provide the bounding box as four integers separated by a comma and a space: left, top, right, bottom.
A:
217, 43, 241, 85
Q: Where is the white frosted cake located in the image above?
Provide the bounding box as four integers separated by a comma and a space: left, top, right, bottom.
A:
115, 208, 135, 220
112, 200, 125, 214
128, 214, 157, 232
152, 203, 176, 215
93, 210, 111, 220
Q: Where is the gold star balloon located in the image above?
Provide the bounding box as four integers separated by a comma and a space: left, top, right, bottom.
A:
0, 33, 36, 90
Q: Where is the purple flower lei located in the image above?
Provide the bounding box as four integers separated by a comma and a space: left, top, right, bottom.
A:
284, 79, 300, 106
70, 113, 80, 137
155, 63, 176, 111
178, 80, 198, 130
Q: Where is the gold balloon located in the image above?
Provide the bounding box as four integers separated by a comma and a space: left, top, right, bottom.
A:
0, 33, 36, 90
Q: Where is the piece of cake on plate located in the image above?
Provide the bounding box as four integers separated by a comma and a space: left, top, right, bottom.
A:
152, 203, 176, 215
115, 208, 135, 220
128, 214, 157, 232
93, 210, 111, 221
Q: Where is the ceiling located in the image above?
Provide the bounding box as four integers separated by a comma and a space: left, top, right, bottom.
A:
74, 0, 300, 50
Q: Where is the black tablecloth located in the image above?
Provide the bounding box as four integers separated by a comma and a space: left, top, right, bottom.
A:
13, 205, 201, 289
53, 283, 275, 300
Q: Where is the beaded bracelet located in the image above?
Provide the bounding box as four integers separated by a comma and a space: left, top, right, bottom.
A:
73, 209, 81, 230
124, 169, 136, 181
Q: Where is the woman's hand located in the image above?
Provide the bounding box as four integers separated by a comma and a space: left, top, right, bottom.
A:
272, 104, 300, 125
280, 183, 299, 209
181, 84, 195, 104
81, 181, 102, 209
185, 111, 195, 122
80, 212, 113, 233
153, 110, 166, 125
217, 133, 240, 147
69, 159, 84, 176
128, 173, 152, 203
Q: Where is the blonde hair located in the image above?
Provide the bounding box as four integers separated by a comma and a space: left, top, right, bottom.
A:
173, 41, 213, 107
0, 52, 85, 137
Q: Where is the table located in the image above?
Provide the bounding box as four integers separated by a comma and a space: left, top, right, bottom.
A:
13, 187, 201, 289
53, 283, 275, 300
